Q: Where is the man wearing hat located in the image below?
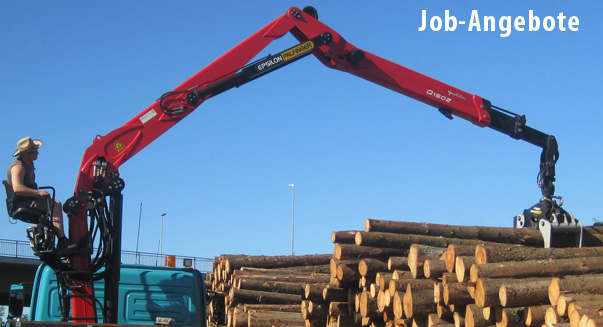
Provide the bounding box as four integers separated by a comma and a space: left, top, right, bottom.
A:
7, 137, 76, 250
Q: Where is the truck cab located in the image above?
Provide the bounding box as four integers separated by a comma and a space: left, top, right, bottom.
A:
9, 264, 208, 326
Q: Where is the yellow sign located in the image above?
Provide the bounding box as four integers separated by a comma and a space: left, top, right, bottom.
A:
115, 141, 125, 153
281, 41, 314, 61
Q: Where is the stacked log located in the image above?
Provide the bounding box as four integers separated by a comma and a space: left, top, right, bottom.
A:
207, 254, 332, 326
209, 219, 603, 327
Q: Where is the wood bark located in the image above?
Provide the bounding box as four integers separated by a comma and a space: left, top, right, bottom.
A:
376, 272, 393, 291
244, 304, 300, 312
445, 245, 477, 273
455, 256, 475, 282
356, 231, 495, 249
388, 256, 410, 271
359, 258, 389, 277
360, 291, 380, 318
443, 282, 473, 306
475, 278, 506, 308
237, 279, 305, 295
332, 231, 358, 244
465, 303, 492, 327
475, 244, 603, 265
393, 291, 405, 319
247, 310, 305, 327
364, 219, 545, 246
470, 256, 603, 283
558, 294, 603, 317
232, 271, 330, 284
323, 286, 348, 302
304, 283, 328, 301
549, 274, 603, 305
498, 278, 552, 307
223, 254, 332, 272
408, 244, 447, 279
229, 288, 303, 306
424, 259, 448, 279
389, 278, 435, 294
334, 243, 408, 260
493, 307, 524, 327
328, 302, 349, 316
523, 305, 549, 327
403, 284, 437, 319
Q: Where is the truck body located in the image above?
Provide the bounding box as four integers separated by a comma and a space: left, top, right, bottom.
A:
11, 264, 207, 326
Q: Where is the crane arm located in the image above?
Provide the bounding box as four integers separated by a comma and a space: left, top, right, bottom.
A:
63, 6, 569, 323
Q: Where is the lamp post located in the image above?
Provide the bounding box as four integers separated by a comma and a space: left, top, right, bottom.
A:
160, 213, 166, 261
288, 184, 295, 256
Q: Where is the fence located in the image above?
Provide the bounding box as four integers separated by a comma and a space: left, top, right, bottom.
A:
0, 238, 214, 272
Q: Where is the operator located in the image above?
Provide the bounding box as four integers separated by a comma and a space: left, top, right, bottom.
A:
7, 137, 76, 251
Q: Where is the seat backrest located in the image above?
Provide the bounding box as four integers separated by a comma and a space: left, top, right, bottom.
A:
3, 180, 15, 214
3, 179, 48, 224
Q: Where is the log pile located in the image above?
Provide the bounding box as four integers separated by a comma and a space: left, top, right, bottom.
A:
208, 219, 603, 327
207, 254, 332, 327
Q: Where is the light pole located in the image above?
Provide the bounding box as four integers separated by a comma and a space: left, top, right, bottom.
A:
136, 203, 142, 264
288, 184, 295, 256
160, 213, 166, 262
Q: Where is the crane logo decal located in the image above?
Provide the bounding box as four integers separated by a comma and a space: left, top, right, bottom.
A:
114, 141, 125, 153
281, 41, 314, 61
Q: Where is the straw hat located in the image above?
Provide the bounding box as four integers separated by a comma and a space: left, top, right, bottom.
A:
13, 137, 43, 157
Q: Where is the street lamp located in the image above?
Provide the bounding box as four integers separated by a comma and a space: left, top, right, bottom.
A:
288, 184, 295, 256
160, 213, 166, 261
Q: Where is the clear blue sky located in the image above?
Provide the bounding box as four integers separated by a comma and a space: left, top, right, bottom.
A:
1, 1, 601, 260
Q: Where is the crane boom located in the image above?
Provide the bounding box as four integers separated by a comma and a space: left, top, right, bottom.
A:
59, 6, 576, 323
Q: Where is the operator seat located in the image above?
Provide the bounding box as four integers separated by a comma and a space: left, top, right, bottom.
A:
3, 180, 52, 224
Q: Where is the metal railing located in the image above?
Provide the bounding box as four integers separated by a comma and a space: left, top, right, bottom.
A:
0, 238, 214, 272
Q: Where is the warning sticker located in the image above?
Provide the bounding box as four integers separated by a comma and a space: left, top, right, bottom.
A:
115, 142, 125, 153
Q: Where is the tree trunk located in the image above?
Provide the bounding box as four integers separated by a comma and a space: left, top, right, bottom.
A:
498, 278, 552, 307
328, 302, 349, 316
377, 272, 393, 291
224, 254, 332, 272
360, 291, 380, 318
389, 278, 435, 294
358, 258, 389, 277
524, 305, 549, 327
333, 243, 408, 260
549, 274, 603, 305
304, 283, 328, 301
445, 245, 477, 273
364, 219, 545, 246
493, 307, 524, 327
475, 245, 603, 265
247, 310, 305, 327
424, 259, 448, 279
323, 286, 348, 302
332, 231, 358, 244
244, 304, 301, 312
470, 256, 603, 283
465, 303, 492, 327
408, 244, 447, 279
393, 291, 405, 319
475, 278, 506, 308
229, 288, 303, 306
557, 294, 603, 317
443, 282, 473, 306
403, 284, 437, 319
455, 256, 475, 282
582, 226, 603, 247
237, 279, 305, 295
389, 256, 410, 271
356, 231, 495, 249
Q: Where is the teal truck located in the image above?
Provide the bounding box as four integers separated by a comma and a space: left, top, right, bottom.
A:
7, 263, 218, 327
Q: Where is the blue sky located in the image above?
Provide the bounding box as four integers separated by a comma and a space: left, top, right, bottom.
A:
1, 1, 601, 260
